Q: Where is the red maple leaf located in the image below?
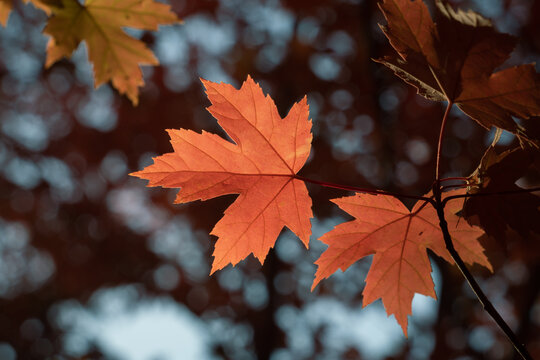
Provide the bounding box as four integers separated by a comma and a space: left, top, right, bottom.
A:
376, 0, 540, 145
313, 189, 492, 335
131, 76, 313, 273
464, 145, 540, 246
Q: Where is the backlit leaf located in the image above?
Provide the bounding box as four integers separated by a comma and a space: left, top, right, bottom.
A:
313, 189, 491, 335
464, 145, 540, 245
131, 76, 313, 273
43, 0, 180, 105
376, 0, 540, 145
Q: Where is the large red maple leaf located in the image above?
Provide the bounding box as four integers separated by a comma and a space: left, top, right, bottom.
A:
313, 189, 492, 335
377, 0, 540, 145
131, 76, 313, 272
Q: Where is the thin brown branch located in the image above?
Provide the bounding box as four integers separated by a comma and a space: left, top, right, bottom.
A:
436, 102, 454, 181
439, 177, 468, 183
432, 184, 532, 360
441, 184, 468, 191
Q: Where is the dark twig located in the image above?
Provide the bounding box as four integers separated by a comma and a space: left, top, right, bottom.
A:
432, 184, 533, 360
433, 102, 532, 359
441, 184, 468, 191
439, 177, 468, 183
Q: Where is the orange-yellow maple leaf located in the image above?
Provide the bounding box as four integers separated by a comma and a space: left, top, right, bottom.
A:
43, 0, 180, 105
1, 0, 57, 27
0, 0, 12, 26
312, 189, 491, 336
131, 76, 313, 273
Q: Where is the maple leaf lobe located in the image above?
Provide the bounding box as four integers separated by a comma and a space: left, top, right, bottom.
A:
132, 76, 313, 274
0, 0, 12, 26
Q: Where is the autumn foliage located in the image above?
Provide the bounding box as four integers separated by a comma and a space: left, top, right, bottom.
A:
0, 0, 181, 104
376, 0, 540, 145
132, 76, 313, 273
132, 74, 495, 334
132, 0, 540, 344
1, 0, 539, 357
312, 189, 491, 335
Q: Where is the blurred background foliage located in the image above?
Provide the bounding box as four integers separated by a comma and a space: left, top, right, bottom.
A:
0, 0, 539, 359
